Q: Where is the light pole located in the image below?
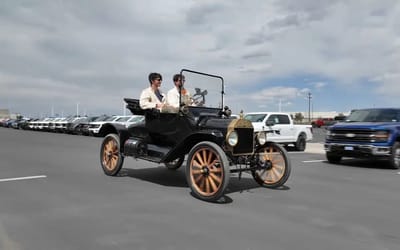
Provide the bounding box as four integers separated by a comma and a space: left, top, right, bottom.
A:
307, 92, 312, 122
76, 102, 79, 117
123, 102, 126, 116
278, 98, 282, 112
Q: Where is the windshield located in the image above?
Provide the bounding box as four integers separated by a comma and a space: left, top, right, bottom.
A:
94, 115, 110, 122
106, 116, 122, 121
346, 109, 400, 122
116, 116, 131, 122
244, 114, 267, 122
179, 69, 224, 109
130, 116, 144, 123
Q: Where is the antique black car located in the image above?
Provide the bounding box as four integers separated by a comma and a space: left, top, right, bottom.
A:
100, 69, 291, 201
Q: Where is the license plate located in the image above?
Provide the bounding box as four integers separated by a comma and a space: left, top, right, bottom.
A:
344, 146, 354, 151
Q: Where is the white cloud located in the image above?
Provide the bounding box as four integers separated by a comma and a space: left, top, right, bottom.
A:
1, 0, 400, 116
311, 82, 327, 89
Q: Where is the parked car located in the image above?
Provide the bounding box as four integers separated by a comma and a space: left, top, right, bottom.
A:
311, 118, 336, 128
0, 118, 10, 127
88, 115, 128, 137
333, 115, 347, 122
77, 116, 107, 136
65, 116, 90, 134
244, 112, 313, 151
10, 118, 31, 129
38, 117, 56, 132
2, 118, 15, 128
73, 116, 101, 135
99, 69, 291, 201
48, 117, 65, 132
113, 115, 144, 128
27, 119, 40, 130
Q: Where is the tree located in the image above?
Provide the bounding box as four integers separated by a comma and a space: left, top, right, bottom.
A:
294, 112, 304, 123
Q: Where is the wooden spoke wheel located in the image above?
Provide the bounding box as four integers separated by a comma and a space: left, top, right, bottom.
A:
186, 141, 230, 201
251, 142, 291, 188
100, 134, 124, 176
165, 156, 185, 170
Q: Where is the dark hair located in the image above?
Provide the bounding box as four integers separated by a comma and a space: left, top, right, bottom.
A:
173, 74, 185, 82
148, 72, 162, 84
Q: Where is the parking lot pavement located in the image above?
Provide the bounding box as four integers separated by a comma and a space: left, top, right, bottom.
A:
305, 142, 324, 154
3, 127, 400, 250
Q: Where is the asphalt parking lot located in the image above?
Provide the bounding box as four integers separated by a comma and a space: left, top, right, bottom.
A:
1, 127, 399, 250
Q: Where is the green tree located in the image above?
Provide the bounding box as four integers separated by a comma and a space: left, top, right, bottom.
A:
294, 112, 304, 123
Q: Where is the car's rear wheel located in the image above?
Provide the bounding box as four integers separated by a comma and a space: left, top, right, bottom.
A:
326, 152, 342, 164
186, 141, 230, 201
251, 142, 291, 188
294, 134, 306, 151
165, 156, 185, 170
100, 134, 124, 176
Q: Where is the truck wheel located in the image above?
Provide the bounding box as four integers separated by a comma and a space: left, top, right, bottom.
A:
251, 142, 291, 188
389, 142, 400, 169
100, 134, 124, 176
165, 156, 185, 170
186, 141, 230, 201
326, 152, 342, 164
295, 134, 306, 151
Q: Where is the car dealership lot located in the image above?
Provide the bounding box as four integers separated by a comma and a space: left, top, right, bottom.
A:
1, 127, 399, 250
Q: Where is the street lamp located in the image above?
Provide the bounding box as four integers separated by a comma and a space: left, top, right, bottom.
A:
76, 102, 79, 117
307, 92, 312, 122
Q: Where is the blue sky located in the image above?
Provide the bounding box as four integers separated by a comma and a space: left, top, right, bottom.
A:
1, 0, 400, 117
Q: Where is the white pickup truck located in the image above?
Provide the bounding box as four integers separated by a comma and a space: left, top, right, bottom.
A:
244, 112, 313, 151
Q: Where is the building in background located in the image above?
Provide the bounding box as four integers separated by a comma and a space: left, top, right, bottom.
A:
0, 109, 10, 119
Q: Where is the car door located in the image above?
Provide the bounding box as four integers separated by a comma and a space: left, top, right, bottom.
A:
265, 114, 293, 142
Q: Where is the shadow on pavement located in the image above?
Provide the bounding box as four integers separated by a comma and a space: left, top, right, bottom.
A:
330, 159, 397, 170
118, 167, 188, 188
117, 166, 290, 201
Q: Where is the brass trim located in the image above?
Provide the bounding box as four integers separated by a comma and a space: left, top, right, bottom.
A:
225, 117, 254, 156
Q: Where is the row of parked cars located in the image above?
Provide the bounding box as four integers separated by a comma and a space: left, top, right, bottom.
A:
0, 115, 144, 137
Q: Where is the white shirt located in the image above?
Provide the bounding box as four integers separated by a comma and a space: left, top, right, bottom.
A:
167, 87, 191, 108
139, 87, 165, 110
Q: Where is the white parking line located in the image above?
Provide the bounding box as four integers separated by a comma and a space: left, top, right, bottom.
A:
0, 175, 47, 183
302, 160, 325, 163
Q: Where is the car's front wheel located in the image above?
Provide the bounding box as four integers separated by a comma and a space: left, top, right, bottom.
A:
326, 152, 342, 164
389, 142, 400, 169
100, 134, 124, 176
186, 141, 230, 201
251, 142, 291, 188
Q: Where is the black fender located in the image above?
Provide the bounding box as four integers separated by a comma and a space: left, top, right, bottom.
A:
99, 122, 126, 138
161, 129, 225, 163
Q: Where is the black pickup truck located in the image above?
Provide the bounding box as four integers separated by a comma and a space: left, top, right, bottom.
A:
324, 108, 400, 169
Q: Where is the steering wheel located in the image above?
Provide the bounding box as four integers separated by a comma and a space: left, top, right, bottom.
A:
192, 88, 207, 106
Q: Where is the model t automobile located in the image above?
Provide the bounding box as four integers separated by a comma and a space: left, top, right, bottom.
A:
100, 69, 291, 201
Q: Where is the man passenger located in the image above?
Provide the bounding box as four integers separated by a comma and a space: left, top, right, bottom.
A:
166, 74, 192, 109
139, 72, 165, 110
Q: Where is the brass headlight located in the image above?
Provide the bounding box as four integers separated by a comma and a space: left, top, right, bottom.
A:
227, 131, 238, 146
257, 132, 267, 145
